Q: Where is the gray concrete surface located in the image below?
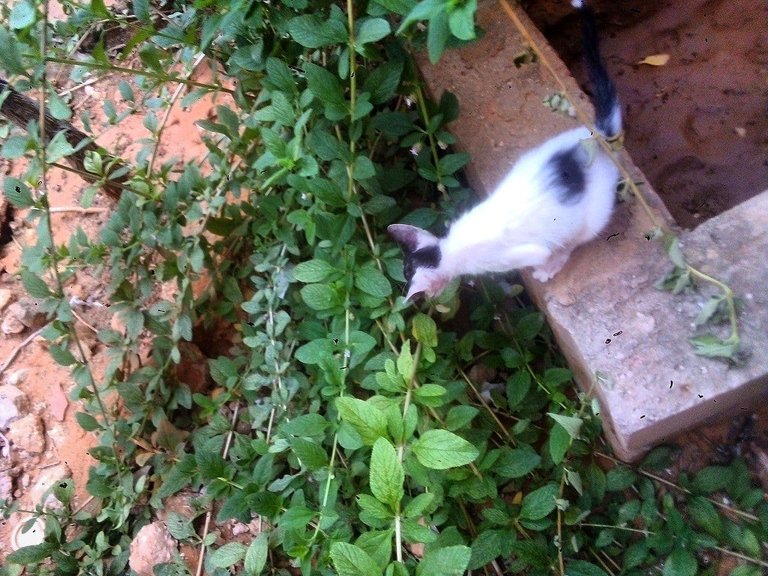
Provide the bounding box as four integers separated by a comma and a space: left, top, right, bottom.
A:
416, 0, 768, 460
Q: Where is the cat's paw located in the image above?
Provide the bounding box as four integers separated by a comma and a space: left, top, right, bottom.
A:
532, 267, 555, 282
532, 250, 572, 282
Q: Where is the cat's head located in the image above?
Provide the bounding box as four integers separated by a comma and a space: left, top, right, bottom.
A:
388, 223, 449, 300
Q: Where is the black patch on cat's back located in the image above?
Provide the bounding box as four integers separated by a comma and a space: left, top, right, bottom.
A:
549, 146, 586, 205
403, 245, 441, 282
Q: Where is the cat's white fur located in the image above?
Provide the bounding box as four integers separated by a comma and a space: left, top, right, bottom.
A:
390, 127, 618, 300
389, 0, 620, 300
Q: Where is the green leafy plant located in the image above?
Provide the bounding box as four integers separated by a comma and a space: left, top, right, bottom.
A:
0, 1, 765, 576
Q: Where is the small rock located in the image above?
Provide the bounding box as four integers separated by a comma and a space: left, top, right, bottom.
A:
158, 492, 198, 522
0, 385, 30, 428
1, 313, 25, 335
7, 297, 47, 329
129, 521, 177, 576
6, 413, 46, 453
0, 471, 12, 500
49, 383, 69, 422
0, 288, 13, 312
4, 369, 27, 386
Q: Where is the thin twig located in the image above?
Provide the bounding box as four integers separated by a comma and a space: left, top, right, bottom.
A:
0, 325, 48, 377
47, 206, 110, 214
595, 451, 760, 522
195, 403, 240, 576
148, 52, 206, 175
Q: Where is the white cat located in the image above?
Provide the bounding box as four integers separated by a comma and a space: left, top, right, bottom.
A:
389, 0, 622, 300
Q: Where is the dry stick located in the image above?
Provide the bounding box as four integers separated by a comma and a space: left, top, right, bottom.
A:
147, 52, 207, 176
195, 403, 240, 576
0, 77, 128, 200
0, 325, 48, 377
48, 206, 111, 214
595, 451, 760, 524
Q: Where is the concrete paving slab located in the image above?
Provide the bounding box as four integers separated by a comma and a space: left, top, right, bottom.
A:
416, 0, 768, 460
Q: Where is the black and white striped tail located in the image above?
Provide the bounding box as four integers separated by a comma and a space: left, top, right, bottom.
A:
572, 0, 622, 138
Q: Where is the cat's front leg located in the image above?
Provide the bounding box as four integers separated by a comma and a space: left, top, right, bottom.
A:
531, 248, 573, 282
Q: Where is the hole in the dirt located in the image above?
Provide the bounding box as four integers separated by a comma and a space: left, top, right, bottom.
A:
0, 201, 14, 247
526, 0, 768, 229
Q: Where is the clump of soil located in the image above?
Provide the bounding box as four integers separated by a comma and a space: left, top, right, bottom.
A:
526, 0, 768, 229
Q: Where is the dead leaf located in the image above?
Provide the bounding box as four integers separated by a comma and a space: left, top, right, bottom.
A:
638, 53, 670, 66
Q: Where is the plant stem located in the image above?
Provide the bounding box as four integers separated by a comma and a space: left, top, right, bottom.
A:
44, 56, 234, 93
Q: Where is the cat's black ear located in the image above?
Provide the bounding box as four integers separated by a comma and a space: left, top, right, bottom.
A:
387, 224, 439, 253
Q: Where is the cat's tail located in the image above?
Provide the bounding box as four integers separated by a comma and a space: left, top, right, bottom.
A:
572, 0, 622, 139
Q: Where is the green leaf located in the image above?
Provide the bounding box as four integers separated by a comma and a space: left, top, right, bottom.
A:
403, 493, 435, 518
687, 496, 722, 538
357, 18, 391, 45
693, 465, 731, 493
549, 422, 571, 465
412, 313, 438, 347
295, 338, 334, 365
372, 111, 415, 136
46, 130, 75, 163
7, 542, 55, 564
355, 267, 392, 298
662, 546, 698, 576
75, 412, 102, 432
412, 430, 479, 470
606, 466, 636, 491
48, 91, 72, 120
0, 26, 26, 74
9, 1, 36, 29
506, 371, 531, 407
689, 334, 739, 360
294, 259, 336, 283
547, 413, 583, 439
664, 235, 687, 269
289, 437, 329, 471
209, 542, 247, 569
364, 61, 403, 105
336, 397, 388, 445
448, 0, 476, 40
21, 270, 52, 298
132, 0, 150, 22
515, 312, 544, 341
519, 483, 558, 520
243, 534, 268, 575
281, 414, 329, 437
694, 295, 725, 326
166, 512, 196, 540
353, 155, 377, 180
304, 62, 347, 121
565, 560, 610, 576
416, 545, 472, 576
445, 405, 478, 430
2, 136, 30, 160
438, 152, 470, 175
330, 542, 382, 576
427, 8, 450, 64
300, 284, 339, 310
493, 446, 540, 478
355, 529, 393, 568
468, 529, 512, 570
398, 0, 442, 33
288, 14, 348, 48
370, 438, 404, 508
